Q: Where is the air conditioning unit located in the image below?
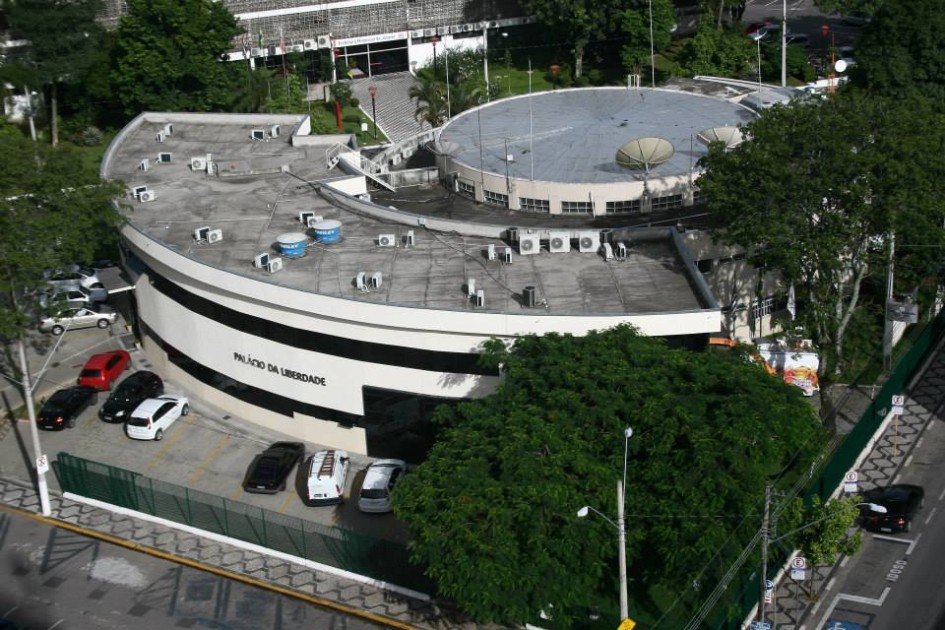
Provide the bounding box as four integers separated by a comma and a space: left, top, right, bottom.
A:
475, 289, 485, 307
208, 229, 223, 244
158, 152, 172, 163
317, 35, 332, 49
156, 130, 166, 143
488, 21, 500, 28
449, 25, 461, 34
356, 271, 367, 290
549, 232, 571, 253
268, 45, 279, 56
306, 216, 324, 228
303, 39, 317, 50
251, 129, 266, 141
410, 29, 424, 38
423, 28, 436, 37
270, 124, 281, 138
267, 257, 284, 273
507, 226, 520, 243
138, 158, 150, 171
191, 157, 207, 171
139, 190, 156, 203
503, 247, 513, 264
518, 233, 540, 255
578, 231, 601, 253
163, 123, 174, 136
132, 185, 149, 199
251, 47, 263, 57
253, 253, 270, 268
371, 272, 383, 288
467, 278, 476, 297
378, 234, 396, 247
194, 226, 211, 242
291, 44, 304, 53
405, 230, 415, 246
616, 242, 628, 258
487, 244, 496, 260
299, 211, 315, 224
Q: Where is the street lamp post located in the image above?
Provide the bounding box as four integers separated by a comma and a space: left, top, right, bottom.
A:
368, 84, 378, 140
483, 26, 490, 101
502, 32, 510, 96
431, 35, 439, 73
751, 32, 765, 108
578, 426, 633, 622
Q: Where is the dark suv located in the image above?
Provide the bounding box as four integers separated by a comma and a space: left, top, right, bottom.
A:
99, 371, 164, 423
860, 484, 925, 533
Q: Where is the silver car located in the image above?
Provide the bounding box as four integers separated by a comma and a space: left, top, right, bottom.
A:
357, 459, 406, 513
46, 264, 105, 292
39, 305, 118, 336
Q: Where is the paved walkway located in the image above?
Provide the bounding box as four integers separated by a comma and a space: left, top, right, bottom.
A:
0, 476, 490, 629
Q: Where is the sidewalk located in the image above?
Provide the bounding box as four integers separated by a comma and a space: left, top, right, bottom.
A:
760, 336, 945, 629
0, 475, 491, 629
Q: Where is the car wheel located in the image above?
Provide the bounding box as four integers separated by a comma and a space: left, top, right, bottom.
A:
181, 404, 189, 416
67, 416, 76, 429
51, 325, 64, 336
96, 319, 110, 329
155, 428, 164, 441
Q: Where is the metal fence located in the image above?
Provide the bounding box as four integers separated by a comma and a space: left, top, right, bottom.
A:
54, 453, 434, 594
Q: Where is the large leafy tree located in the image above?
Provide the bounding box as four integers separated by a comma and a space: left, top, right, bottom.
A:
394, 325, 825, 626
2, 0, 105, 146
697, 92, 945, 373
618, 0, 676, 77
526, 0, 618, 78
0, 121, 126, 340
111, 0, 243, 115
851, 0, 945, 102
676, 23, 756, 77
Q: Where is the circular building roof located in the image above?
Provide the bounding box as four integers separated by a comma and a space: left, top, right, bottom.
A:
437, 87, 755, 185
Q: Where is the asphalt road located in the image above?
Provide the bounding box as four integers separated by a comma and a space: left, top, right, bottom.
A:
0, 505, 385, 630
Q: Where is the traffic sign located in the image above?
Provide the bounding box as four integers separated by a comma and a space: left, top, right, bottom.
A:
35, 454, 49, 475
792, 556, 808, 569
891, 394, 905, 416
844, 471, 858, 494
750, 622, 771, 630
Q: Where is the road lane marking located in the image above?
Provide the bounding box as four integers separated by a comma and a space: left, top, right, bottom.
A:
939, 486, 945, 502
904, 454, 914, 468
188, 434, 230, 487
872, 534, 913, 545
907, 533, 921, 555
925, 507, 937, 525
143, 417, 190, 473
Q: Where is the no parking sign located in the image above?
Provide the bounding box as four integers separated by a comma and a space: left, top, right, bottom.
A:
790, 556, 807, 581
844, 471, 858, 494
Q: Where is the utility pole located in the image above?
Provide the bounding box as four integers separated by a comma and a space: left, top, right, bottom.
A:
19, 338, 51, 516
781, 0, 787, 87
758, 482, 772, 625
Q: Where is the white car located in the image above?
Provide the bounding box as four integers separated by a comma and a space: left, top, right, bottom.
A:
125, 395, 189, 441
39, 304, 117, 335
358, 459, 406, 513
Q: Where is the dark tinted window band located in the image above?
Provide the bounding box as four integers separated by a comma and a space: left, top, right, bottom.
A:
147, 271, 496, 376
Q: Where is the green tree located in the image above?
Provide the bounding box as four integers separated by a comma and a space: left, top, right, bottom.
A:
3, 0, 105, 146
618, 0, 676, 77
394, 325, 825, 626
526, 0, 618, 78
697, 92, 945, 373
111, 0, 243, 115
677, 23, 756, 77
408, 73, 448, 128
0, 121, 126, 339
851, 0, 945, 102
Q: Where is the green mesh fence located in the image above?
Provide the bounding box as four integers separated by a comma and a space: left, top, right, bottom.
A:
54, 453, 434, 594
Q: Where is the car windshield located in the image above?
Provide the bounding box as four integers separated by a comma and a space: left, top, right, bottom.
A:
127, 416, 150, 427
252, 458, 280, 481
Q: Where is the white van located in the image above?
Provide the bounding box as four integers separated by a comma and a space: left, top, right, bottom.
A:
304, 449, 349, 506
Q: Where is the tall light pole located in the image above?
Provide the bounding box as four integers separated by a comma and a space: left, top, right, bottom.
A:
751, 31, 765, 108
648, 0, 656, 87
431, 35, 439, 74
482, 26, 490, 101
368, 84, 378, 140
578, 426, 633, 622
780, 0, 787, 87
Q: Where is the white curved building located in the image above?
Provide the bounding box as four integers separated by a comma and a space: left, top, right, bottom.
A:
103, 105, 725, 459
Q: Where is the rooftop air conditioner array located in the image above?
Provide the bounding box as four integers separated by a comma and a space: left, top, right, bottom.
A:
518, 233, 539, 256
191, 157, 207, 172
578, 231, 601, 253
139, 190, 156, 203
253, 253, 271, 268
267, 257, 283, 273
316, 35, 332, 49
303, 39, 317, 50
207, 229, 223, 244
549, 232, 570, 253
378, 234, 396, 247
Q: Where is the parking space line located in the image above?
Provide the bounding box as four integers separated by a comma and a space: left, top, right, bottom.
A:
143, 418, 190, 473
939, 486, 945, 502
277, 491, 296, 514
906, 533, 921, 555
925, 507, 937, 525
188, 433, 230, 487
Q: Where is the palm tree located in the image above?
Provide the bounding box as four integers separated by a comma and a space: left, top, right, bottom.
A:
408, 75, 447, 128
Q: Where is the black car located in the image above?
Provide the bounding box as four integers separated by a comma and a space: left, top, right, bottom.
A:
861, 484, 925, 533
37, 386, 99, 430
99, 371, 164, 423
242, 442, 306, 494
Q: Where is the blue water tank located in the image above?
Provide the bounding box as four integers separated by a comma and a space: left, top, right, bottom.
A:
313, 219, 342, 244
277, 232, 308, 258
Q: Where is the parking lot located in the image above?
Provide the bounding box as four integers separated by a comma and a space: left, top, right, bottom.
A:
0, 324, 411, 545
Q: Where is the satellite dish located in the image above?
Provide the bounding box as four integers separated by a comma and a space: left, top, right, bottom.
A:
616, 137, 675, 170
834, 59, 848, 73
696, 126, 744, 149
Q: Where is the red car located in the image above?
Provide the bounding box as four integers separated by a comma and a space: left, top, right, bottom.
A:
77, 350, 131, 391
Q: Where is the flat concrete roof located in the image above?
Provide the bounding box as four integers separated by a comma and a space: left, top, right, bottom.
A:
105, 112, 708, 316
438, 87, 756, 184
